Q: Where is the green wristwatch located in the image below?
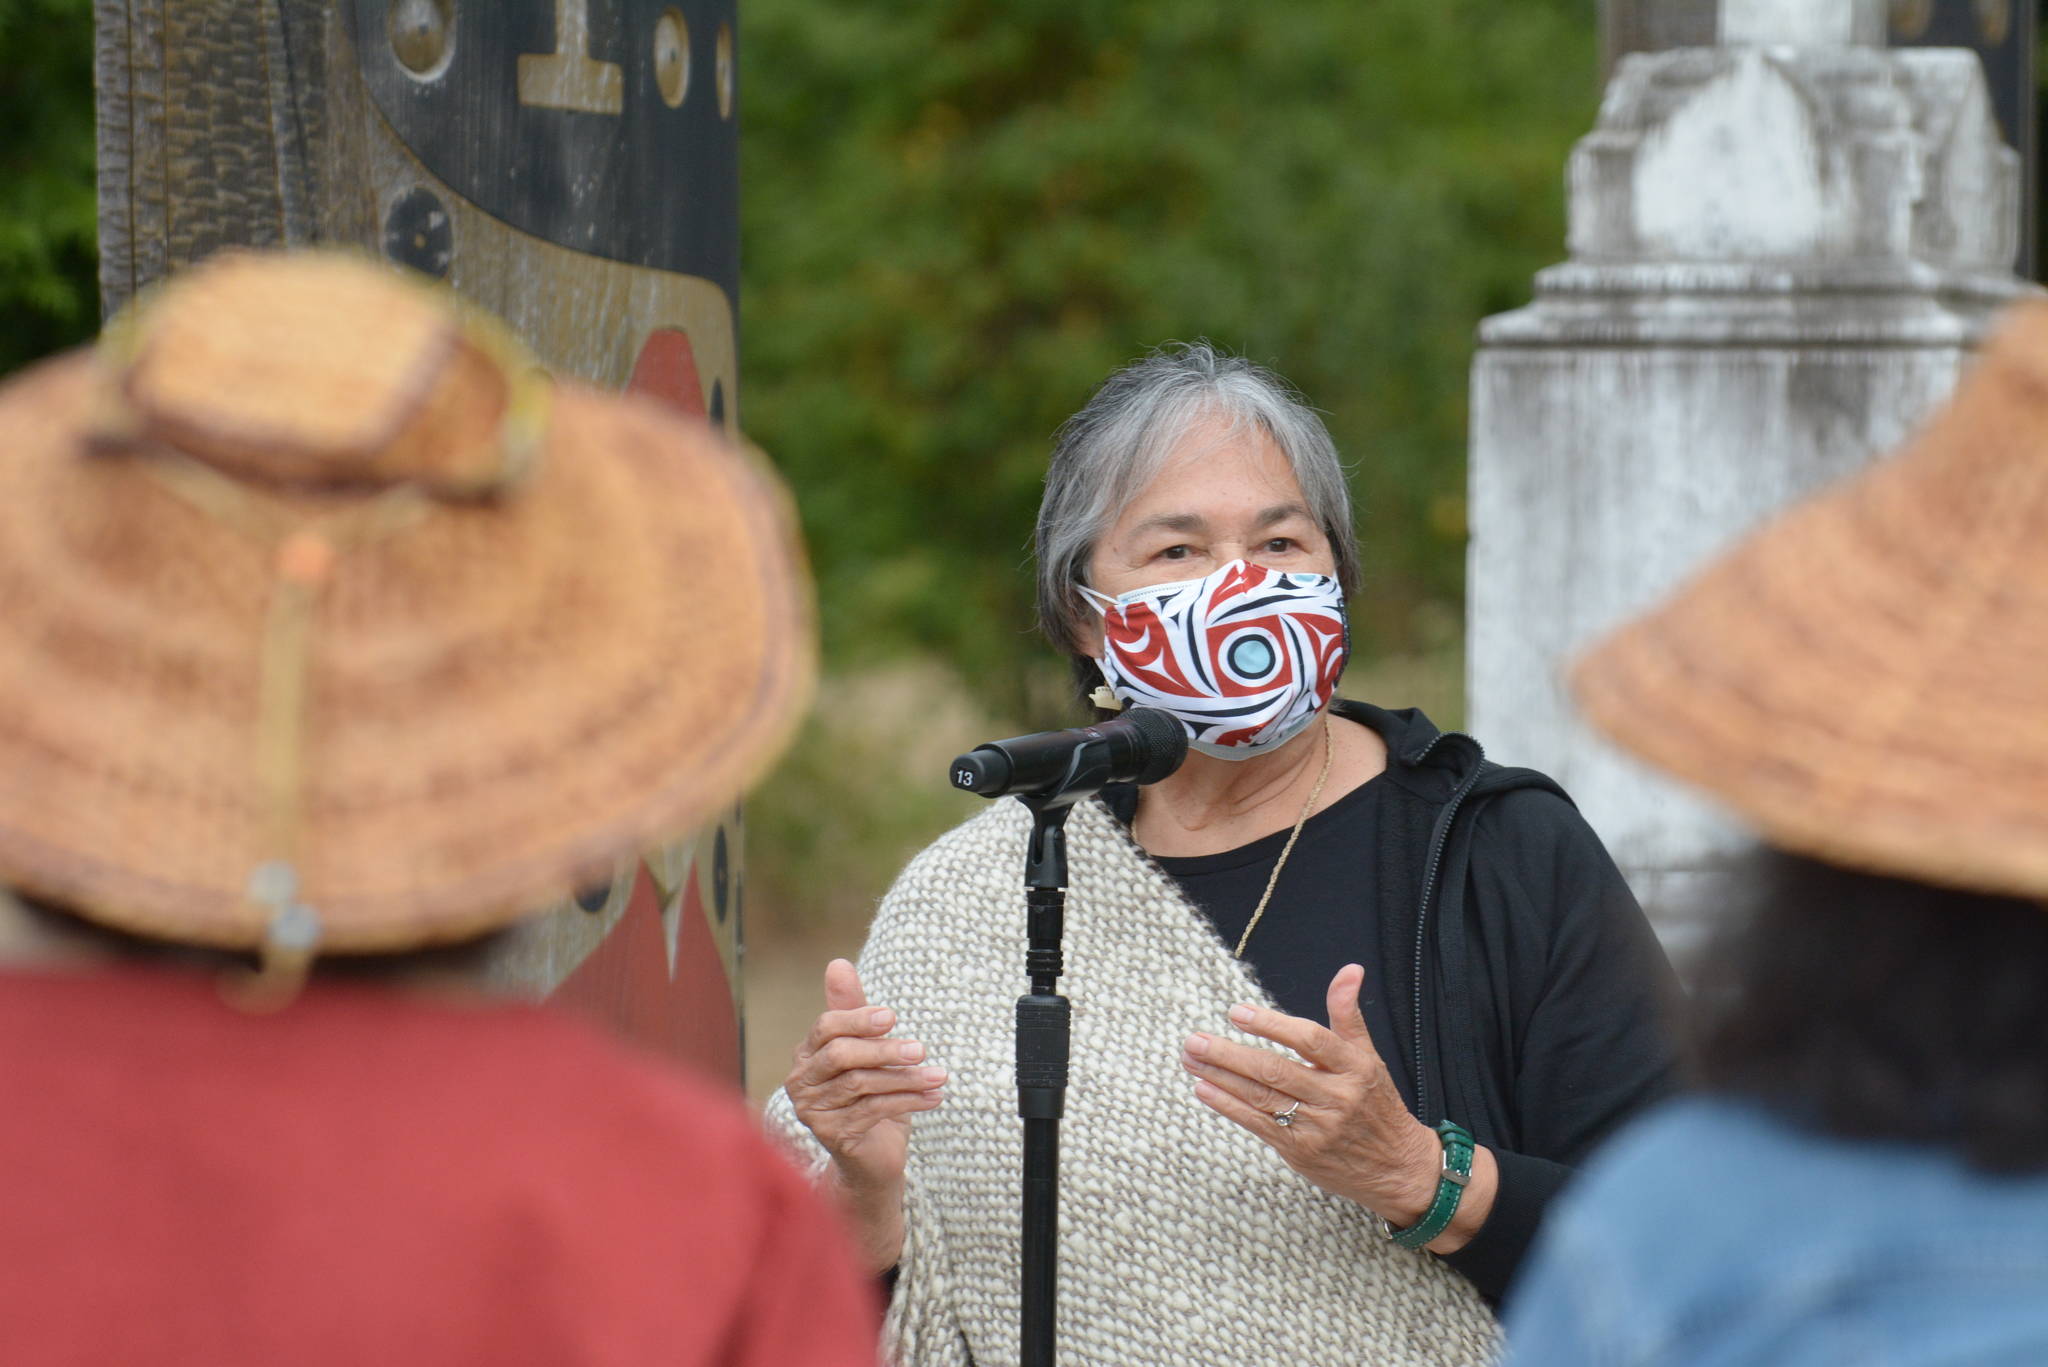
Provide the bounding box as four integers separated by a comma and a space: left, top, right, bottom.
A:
1386, 1120, 1474, 1250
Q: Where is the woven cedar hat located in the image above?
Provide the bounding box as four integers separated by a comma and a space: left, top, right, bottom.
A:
1573, 301, 2048, 900
0, 251, 813, 961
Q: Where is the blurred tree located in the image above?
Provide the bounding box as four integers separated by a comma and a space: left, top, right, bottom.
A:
0, 0, 98, 377
742, 0, 1599, 721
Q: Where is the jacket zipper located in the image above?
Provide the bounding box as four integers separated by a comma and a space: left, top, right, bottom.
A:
1407, 731, 1485, 1124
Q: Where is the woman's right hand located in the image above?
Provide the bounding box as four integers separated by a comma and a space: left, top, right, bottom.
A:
785, 958, 945, 1271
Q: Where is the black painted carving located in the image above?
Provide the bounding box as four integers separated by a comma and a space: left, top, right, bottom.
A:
712, 825, 730, 924
347, 0, 738, 304
383, 185, 456, 276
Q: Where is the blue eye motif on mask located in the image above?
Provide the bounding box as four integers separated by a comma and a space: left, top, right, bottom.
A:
1223, 632, 1278, 682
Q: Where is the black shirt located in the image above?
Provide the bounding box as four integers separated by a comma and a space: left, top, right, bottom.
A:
1102, 700, 1682, 1306
1115, 773, 1416, 1107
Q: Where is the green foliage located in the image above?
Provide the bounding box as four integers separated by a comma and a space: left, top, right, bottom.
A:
743, 661, 993, 934
741, 0, 1598, 722
0, 0, 98, 377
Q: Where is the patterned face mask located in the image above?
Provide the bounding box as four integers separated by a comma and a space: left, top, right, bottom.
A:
1081, 559, 1349, 761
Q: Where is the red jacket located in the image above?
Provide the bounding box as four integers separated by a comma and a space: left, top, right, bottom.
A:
0, 965, 879, 1365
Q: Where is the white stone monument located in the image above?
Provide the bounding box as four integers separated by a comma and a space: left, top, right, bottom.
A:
1468, 0, 2034, 961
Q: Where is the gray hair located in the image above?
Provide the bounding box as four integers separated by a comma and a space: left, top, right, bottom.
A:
1033, 341, 1359, 661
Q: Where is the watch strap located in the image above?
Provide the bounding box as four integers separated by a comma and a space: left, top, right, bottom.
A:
1387, 1120, 1474, 1250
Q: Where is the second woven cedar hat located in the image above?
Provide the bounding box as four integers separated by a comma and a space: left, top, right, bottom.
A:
0, 251, 814, 958
1573, 301, 2048, 901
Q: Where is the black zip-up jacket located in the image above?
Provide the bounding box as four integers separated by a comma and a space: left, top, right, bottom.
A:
1297, 700, 1679, 1303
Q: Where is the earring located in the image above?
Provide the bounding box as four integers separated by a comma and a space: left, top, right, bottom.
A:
1089, 685, 1124, 711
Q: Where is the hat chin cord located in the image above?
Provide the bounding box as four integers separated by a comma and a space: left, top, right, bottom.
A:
210, 500, 427, 1012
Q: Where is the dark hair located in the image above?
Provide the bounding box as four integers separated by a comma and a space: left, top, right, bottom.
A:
8, 893, 510, 982
1693, 847, 2048, 1172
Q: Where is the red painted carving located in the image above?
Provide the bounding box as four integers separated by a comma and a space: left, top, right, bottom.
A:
553, 861, 740, 1083
627, 328, 709, 418
550, 329, 737, 1083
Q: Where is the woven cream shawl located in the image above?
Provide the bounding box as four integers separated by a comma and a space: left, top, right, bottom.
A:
765, 797, 1498, 1367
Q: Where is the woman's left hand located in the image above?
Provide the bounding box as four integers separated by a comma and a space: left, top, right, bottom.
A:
1181, 962, 1495, 1253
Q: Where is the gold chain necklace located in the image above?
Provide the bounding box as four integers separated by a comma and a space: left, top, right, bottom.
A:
1232, 718, 1335, 959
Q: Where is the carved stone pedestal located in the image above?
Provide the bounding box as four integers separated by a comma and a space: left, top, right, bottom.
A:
1468, 3, 2033, 960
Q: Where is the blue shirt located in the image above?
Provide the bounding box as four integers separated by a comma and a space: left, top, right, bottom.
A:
1504, 1097, 2048, 1366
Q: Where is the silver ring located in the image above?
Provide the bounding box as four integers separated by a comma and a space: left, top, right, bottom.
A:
1272, 1100, 1301, 1128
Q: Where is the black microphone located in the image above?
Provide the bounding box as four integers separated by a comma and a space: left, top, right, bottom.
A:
950, 707, 1188, 799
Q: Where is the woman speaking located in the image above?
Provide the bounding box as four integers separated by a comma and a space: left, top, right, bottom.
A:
768, 344, 1678, 1365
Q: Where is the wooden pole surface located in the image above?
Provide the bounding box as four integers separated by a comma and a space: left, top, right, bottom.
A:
1599, 0, 1716, 76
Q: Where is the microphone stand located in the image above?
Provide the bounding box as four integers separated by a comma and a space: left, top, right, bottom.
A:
1010, 742, 1116, 1367
951, 708, 1183, 1366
